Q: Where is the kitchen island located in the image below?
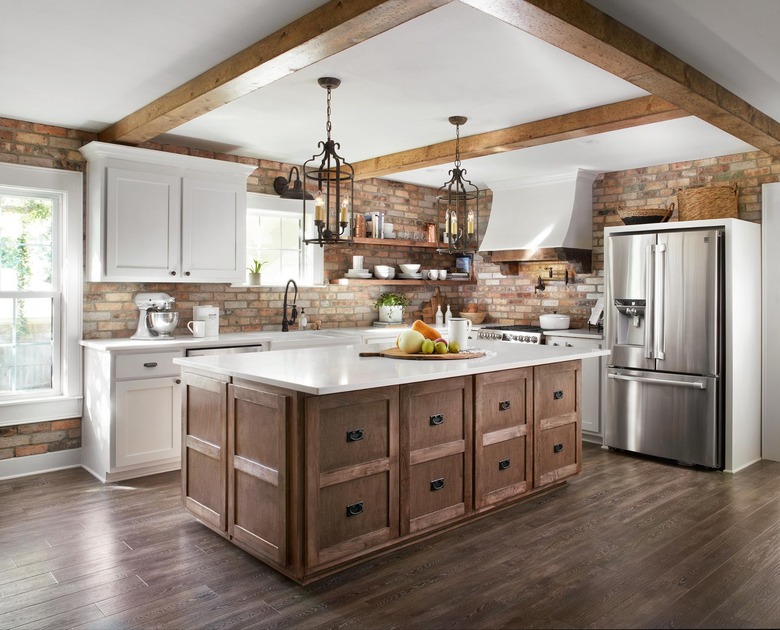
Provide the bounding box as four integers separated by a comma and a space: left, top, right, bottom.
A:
174, 340, 609, 584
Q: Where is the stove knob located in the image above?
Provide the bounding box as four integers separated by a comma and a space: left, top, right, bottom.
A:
521, 336, 529, 343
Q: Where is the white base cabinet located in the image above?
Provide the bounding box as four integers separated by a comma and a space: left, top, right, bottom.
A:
80, 141, 255, 283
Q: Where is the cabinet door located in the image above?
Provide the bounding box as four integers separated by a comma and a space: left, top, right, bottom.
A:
182, 372, 228, 533
400, 377, 472, 534
228, 384, 289, 565
114, 376, 181, 469
547, 336, 602, 435
534, 361, 582, 487
474, 368, 533, 509
305, 387, 399, 567
105, 167, 180, 280
181, 176, 246, 282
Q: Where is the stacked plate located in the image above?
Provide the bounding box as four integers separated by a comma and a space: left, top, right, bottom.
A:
451, 272, 470, 280
398, 272, 423, 279
345, 268, 372, 278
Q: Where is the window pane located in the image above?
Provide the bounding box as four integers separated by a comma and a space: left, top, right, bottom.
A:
0, 297, 53, 393
0, 194, 54, 291
281, 217, 300, 249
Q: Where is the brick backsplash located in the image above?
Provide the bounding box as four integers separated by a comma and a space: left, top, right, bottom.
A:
1, 115, 778, 461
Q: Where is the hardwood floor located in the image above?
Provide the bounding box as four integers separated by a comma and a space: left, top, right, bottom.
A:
2, 444, 780, 629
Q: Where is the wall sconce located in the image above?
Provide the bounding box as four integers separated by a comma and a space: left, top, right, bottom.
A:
273, 166, 314, 200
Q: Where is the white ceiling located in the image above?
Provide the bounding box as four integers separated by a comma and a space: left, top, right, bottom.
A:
1, 0, 774, 189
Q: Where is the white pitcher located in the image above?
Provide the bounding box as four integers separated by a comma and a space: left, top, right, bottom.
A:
447, 317, 472, 350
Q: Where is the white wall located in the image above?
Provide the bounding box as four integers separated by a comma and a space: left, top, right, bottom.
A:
762, 183, 780, 461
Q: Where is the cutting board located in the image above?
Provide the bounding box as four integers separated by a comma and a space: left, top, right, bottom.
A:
359, 348, 486, 360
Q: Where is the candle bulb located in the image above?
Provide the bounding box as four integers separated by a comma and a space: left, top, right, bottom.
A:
450, 211, 458, 237
314, 191, 325, 223
467, 209, 474, 235
340, 196, 349, 223
444, 210, 451, 237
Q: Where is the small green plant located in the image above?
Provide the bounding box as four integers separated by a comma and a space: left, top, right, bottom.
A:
246, 259, 268, 274
373, 292, 410, 308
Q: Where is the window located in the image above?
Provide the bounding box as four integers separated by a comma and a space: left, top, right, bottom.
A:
0, 163, 82, 425
245, 193, 323, 286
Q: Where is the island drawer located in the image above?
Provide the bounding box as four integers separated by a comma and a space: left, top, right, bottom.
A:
534, 361, 579, 423
475, 437, 529, 508
317, 471, 392, 552
535, 421, 580, 487
408, 453, 465, 532
475, 368, 532, 434
402, 377, 469, 451
318, 400, 392, 473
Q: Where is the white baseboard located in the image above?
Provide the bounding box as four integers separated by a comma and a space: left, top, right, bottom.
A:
0, 448, 82, 480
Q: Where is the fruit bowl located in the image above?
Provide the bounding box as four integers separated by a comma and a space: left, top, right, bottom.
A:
399, 263, 420, 274
459, 311, 486, 325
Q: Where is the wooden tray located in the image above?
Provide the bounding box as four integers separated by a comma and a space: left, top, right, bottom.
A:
359, 348, 486, 360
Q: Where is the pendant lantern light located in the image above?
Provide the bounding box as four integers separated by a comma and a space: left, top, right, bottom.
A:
301, 77, 354, 247
438, 116, 481, 254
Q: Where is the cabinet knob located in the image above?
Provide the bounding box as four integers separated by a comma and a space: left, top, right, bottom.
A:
346, 501, 364, 517
185, 271, 191, 276
565, 342, 572, 347
553, 443, 564, 453
553, 390, 564, 400
499, 400, 511, 411
169, 270, 177, 276
174, 378, 181, 385
498, 459, 511, 470
551, 342, 559, 346
346, 429, 364, 442
429, 414, 444, 426
430, 478, 445, 491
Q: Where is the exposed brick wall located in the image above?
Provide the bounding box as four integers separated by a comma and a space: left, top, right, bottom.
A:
0, 420, 81, 460
2, 114, 779, 463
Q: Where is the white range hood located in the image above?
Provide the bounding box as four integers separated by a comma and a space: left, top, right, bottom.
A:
479, 169, 599, 268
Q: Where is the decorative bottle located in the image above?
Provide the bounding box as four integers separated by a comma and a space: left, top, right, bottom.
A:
299, 308, 308, 329
435, 305, 443, 326
444, 305, 452, 324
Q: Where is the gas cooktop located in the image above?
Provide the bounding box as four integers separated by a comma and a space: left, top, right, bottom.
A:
477, 324, 544, 344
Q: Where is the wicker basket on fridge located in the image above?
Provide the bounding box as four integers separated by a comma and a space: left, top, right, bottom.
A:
676, 183, 738, 221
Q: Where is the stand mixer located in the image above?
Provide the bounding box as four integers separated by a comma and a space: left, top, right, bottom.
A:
131, 292, 179, 340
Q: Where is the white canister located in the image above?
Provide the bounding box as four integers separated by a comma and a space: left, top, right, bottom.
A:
447, 317, 472, 350
193, 305, 220, 337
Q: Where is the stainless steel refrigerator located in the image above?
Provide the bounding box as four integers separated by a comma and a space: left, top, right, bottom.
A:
605, 227, 724, 468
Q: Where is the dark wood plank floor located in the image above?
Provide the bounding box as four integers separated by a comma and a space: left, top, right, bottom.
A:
3, 444, 780, 629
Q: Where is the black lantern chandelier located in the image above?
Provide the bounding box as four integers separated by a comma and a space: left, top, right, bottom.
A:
301, 77, 354, 247
437, 116, 481, 254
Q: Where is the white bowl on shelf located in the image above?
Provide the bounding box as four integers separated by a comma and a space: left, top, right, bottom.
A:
374, 265, 395, 279
399, 263, 420, 275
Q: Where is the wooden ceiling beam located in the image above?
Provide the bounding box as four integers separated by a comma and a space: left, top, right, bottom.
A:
461, 0, 780, 159
353, 95, 685, 180
98, 0, 450, 145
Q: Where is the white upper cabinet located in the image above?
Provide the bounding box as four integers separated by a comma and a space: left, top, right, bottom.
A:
81, 141, 255, 283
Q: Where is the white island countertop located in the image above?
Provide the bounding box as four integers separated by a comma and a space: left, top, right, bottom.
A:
174, 339, 610, 395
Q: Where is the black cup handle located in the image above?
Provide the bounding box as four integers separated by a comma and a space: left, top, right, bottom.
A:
499, 459, 511, 470
499, 400, 511, 411
429, 414, 444, 426
346, 429, 364, 442
553, 390, 564, 400
553, 443, 564, 453
430, 478, 445, 491
346, 502, 364, 517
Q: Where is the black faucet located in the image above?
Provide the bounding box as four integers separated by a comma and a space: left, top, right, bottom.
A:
282, 279, 298, 332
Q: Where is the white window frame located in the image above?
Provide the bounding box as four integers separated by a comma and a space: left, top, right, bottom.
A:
243, 192, 323, 287
0, 163, 82, 426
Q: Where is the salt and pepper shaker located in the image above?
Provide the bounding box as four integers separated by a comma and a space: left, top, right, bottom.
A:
444, 305, 452, 324
435, 305, 443, 326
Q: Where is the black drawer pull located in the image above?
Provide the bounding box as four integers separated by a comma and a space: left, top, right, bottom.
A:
553, 390, 564, 400
498, 459, 511, 470
430, 478, 445, 491
499, 400, 511, 411
143, 362, 158, 368
346, 429, 364, 442
429, 414, 444, 426
553, 443, 564, 453
346, 501, 364, 517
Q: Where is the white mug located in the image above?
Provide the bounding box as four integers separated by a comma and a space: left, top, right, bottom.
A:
438, 270, 448, 280
352, 255, 364, 270
427, 269, 438, 280
187, 320, 206, 338
448, 317, 472, 349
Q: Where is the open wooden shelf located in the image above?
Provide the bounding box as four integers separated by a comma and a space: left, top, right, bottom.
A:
350, 237, 441, 248
329, 278, 475, 286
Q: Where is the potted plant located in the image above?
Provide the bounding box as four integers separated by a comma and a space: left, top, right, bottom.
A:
374, 292, 410, 323
246, 259, 267, 285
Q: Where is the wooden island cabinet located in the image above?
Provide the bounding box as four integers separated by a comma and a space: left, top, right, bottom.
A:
177, 344, 600, 584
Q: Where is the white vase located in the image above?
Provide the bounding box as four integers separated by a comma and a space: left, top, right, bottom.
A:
248, 272, 261, 286
379, 305, 403, 323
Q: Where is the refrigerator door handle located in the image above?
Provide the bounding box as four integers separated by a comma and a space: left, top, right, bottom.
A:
644, 244, 655, 359
655, 242, 667, 360
608, 373, 707, 389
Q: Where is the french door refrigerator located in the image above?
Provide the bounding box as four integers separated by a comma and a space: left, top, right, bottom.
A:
605, 227, 724, 468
